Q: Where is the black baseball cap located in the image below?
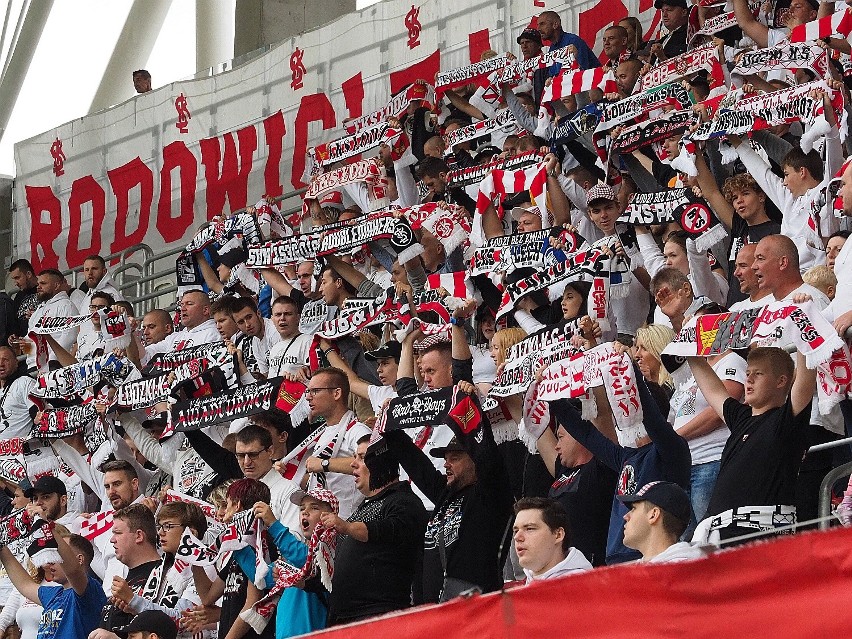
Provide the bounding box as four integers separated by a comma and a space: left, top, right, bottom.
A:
517, 28, 542, 45
429, 436, 467, 458
365, 341, 402, 363
116, 611, 177, 639
654, 0, 687, 8
618, 481, 692, 523
24, 476, 67, 498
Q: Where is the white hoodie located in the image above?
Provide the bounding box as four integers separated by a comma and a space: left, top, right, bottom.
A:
648, 541, 706, 564
523, 547, 593, 584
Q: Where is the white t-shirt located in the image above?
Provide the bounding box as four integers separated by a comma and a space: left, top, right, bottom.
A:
671, 351, 746, 465
367, 385, 397, 414
728, 293, 772, 312
312, 411, 372, 519
252, 319, 282, 375
0, 376, 36, 440
146, 319, 221, 357
266, 333, 313, 376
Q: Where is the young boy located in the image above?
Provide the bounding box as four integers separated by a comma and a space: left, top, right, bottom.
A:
687, 346, 817, 544
253, 489, 339, 638
0, 528, 106, 639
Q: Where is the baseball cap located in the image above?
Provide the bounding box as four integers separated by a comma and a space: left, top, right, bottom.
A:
413, 332, 451, 353
116, 611, 178, 639
289, 488, 340, 514
586, 182, 617, 207
24, 476, 67, 499
517, 28, 543, 45
429, 436, 467, 458
654, 0, 687, 8
365, 341, 402, 362
510, 205, 542, 222
618, 481, 692, 523
319, 191, 345, 211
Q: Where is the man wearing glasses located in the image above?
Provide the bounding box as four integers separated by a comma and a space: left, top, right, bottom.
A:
303, 367, 372, 519
234, 424, 302, 534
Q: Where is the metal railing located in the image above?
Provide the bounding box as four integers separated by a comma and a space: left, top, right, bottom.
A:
63, 187, 308, 316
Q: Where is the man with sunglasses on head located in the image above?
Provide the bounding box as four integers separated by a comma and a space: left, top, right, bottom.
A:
303, 367, 372, 519
235, 424, 302, 534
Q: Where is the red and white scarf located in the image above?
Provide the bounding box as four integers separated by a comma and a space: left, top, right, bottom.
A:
789, 7, 852, 43
639, 44, 726, 93
540, 68, 616, 104
345, 82, 434, 134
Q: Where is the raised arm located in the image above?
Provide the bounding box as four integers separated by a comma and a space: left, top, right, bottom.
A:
322, 339, 371, 399
686, 355, 732, 418
693, 145, 734, 230
734, 0, 769, 47
56, 528, 91, 596
260, 267, 295, 298
791, 350, 817, 418
0, 545, 40, 603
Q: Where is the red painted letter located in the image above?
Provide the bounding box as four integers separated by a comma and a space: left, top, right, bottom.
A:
158, 141, 198, 243
262, 111, 287, 200
25, 185, 62, 272
66, 176, 106, 268
290, 93, 336, 190
108, 157, 154, 255
200, 124, 258, 218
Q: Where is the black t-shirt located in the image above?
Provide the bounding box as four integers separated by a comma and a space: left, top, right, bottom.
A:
218, 555, 275, 639
549, 457, 617, 567
706, 397, 811, 518
12, 287, 37, 336
725, 219, 781, 305
100, 560, 161, 630
661, 25, 688, 59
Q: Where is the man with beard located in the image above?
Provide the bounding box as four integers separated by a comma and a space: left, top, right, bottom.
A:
25, 475, 78, 527
13, 269, 78, 372
69, 255, 124, 313
8, 259, 38, 336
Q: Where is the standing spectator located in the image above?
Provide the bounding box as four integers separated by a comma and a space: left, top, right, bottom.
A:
25, 476, 77, 528
0, 531, 105, 639
513, 497, 592, 583
601, 25, 631, 69
650, 0, 689, 61
536, 11, 600, 71
0, 345, 36, 440
235, 425, 301, 533
133, 70, 152, 94
536, 424, 616, 567
17, 270, 78, 372
231, 297, 281, 379
8, 259, 38, 337
688, 347, 817, 544
96, 504, 162, 635
322, 436, 427, 625
303, 368, 372, 519
137, 309, 175, 366
265, 296, 312, 377
620, 481, 706, 562
69, 255, 124, 313
146, 291, 220, 357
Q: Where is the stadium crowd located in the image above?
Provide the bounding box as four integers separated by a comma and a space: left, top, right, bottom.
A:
4, 0, 852, 637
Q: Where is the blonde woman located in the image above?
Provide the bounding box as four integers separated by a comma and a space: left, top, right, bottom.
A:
631, 324, 675, 418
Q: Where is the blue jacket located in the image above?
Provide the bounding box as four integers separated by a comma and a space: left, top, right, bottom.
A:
549, 31, 601, 75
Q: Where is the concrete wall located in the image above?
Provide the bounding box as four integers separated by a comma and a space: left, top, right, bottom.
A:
234, 0, 357, 57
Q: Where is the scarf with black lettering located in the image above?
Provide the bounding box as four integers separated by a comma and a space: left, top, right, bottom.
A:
143, 342, 233, 376
303, 158, 389, 214
245, 219, 352, 268
671, 81, 844, 177
609, 109, 698, 156
489, 319, 584, 399
495, 248, 612, 320
31, 313, 93, 335
345, 82, 434, 134
0, 457, 27, 485
619, 190, 727, 252
31, 402, 98, 439
639, 43, 726, 93
595, 82, 694, 133
376, 387, 456, 434
33, 353, 140, 399
732, 41, 828, 78
170, 377, 285, 432
27, 520, 61, 567
442, 109, 518, 150
446, 151, 547, 189
473, 161, 549, 244
663, 301, 843, 369
470, 228, 585, 276
240, 525, 338, 634
184, 213, 262, 254
436, 55, 512, 96
316, 211, 422, 264
688, 11, 738, 43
